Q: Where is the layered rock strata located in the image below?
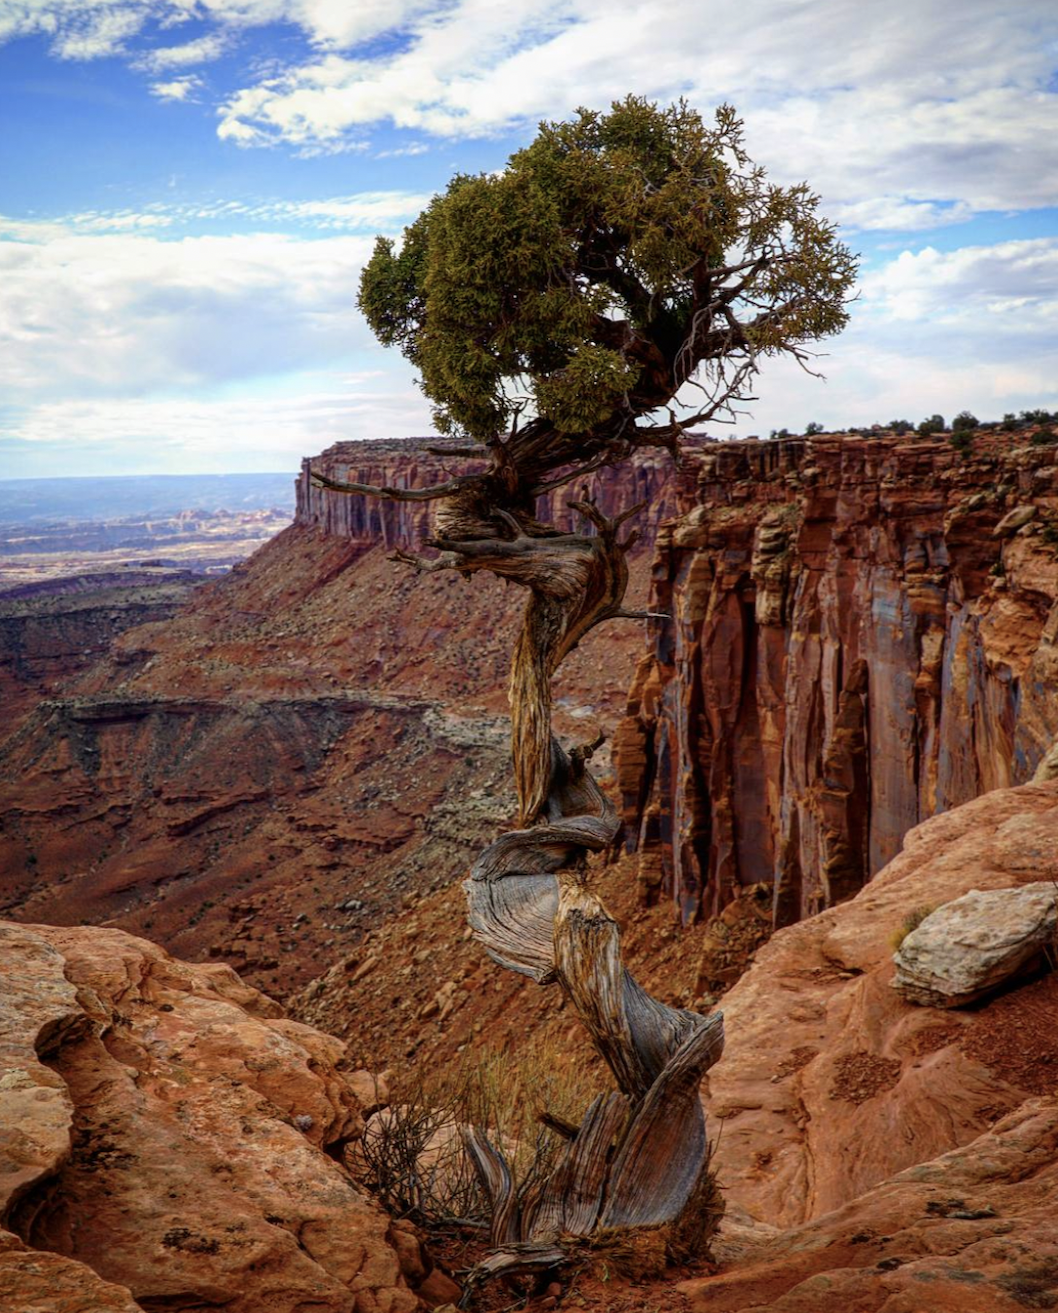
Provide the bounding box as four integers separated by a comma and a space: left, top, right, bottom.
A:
615, 433, 1058, 921
296, 437, 688, 545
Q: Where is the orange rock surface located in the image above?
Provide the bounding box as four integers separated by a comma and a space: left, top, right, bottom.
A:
0, 920, 422, 1313
703, 777, 1058, 1229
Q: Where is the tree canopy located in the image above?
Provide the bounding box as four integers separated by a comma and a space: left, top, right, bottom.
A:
358, 96, 857, 489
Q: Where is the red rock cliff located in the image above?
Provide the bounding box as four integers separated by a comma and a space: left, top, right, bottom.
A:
615, 432, 1058, 923
295, 437, 686, 543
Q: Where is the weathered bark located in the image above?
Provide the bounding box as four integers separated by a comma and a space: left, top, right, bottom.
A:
314, 465, 725, 1285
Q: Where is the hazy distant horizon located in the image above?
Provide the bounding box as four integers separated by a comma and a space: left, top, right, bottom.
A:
0, 471, 298, 525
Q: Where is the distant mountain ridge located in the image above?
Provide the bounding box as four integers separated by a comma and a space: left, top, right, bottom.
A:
0, 471, 298, 524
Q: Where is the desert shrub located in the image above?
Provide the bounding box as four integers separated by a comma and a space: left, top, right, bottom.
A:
950, 430, 974, 454
1001, 412, 1019, 431
356, 1038, 602, 1227
805, 421, 824, 435
951, 410, 978, 433
1021, 408, 1054, 425
917, 414, 946, 436
889, 905, 935, 952
1030, 429, 1058, 446
889, 418, 912, 435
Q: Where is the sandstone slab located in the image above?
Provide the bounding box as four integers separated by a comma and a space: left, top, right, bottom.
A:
892, 882, 1058, 1007
678, 1097, 1058, 1313
2, 922, 420, 1313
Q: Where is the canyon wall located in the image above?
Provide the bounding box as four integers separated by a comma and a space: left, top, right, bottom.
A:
615, 432, 1058, 923
295, 437, 685, 543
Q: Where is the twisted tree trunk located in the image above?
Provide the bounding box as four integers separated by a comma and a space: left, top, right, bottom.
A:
315, 461, 725, 1287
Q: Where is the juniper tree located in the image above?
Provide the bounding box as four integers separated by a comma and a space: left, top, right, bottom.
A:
317, 96, 856, 1282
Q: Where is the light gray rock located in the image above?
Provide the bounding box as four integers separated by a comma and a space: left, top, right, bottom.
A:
892, 882, 1058, 1007
992, 504, 1037, 537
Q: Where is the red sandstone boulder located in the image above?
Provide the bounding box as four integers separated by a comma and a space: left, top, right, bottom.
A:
0, 921, 420, 1313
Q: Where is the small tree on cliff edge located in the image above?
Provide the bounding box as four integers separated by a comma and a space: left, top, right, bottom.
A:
318, 98, 857, 1287
356, 96, 857, 503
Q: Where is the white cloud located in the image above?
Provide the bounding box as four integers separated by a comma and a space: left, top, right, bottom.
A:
137, 32, 230, 71
5, 1, 1055, 229
0, 222, 379, 398
151, 74, 204, 101
0, 192, 429, 238
859, 238, 1058, 329
3, 378, 434, 473
206, 0, 1058, 225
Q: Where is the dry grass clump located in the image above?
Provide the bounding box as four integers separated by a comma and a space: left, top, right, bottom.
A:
356, 1035, 602, 1228
888, 905, 935, 952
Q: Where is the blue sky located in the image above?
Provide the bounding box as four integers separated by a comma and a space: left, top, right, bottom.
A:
1, 0, 1057, 477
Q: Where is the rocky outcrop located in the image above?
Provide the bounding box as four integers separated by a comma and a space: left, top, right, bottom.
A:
700, 777, 1058, 1229
678, 1097, 1058, 1313
892, 882, 1058, 1007
0, 572, 199, 721
0, 920, 421, 1313
615, 432, 1058, 922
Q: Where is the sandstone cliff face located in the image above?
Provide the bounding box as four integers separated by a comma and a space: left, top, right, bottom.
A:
295, 438, 684, 545
615, 433, 1058, 922
0, 921, 420, 1313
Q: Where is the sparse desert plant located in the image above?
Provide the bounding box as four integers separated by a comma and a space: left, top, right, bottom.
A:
889, 905, 935, 952
1030, 429, 1058, 446
951, 410, 979, 433
357, 1038, 602, 1228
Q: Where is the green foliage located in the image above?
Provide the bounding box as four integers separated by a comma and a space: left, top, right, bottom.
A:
1030, 428, 1058, 446
950, 430, 973, 454
1021, 408, 1054, 425
358, 96, 858, 445
917, 413, 946, 436
888, 418, 912, 435
951, 410, 978, 432
1001, 412, 1019, 431
805, 421, 824, 435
